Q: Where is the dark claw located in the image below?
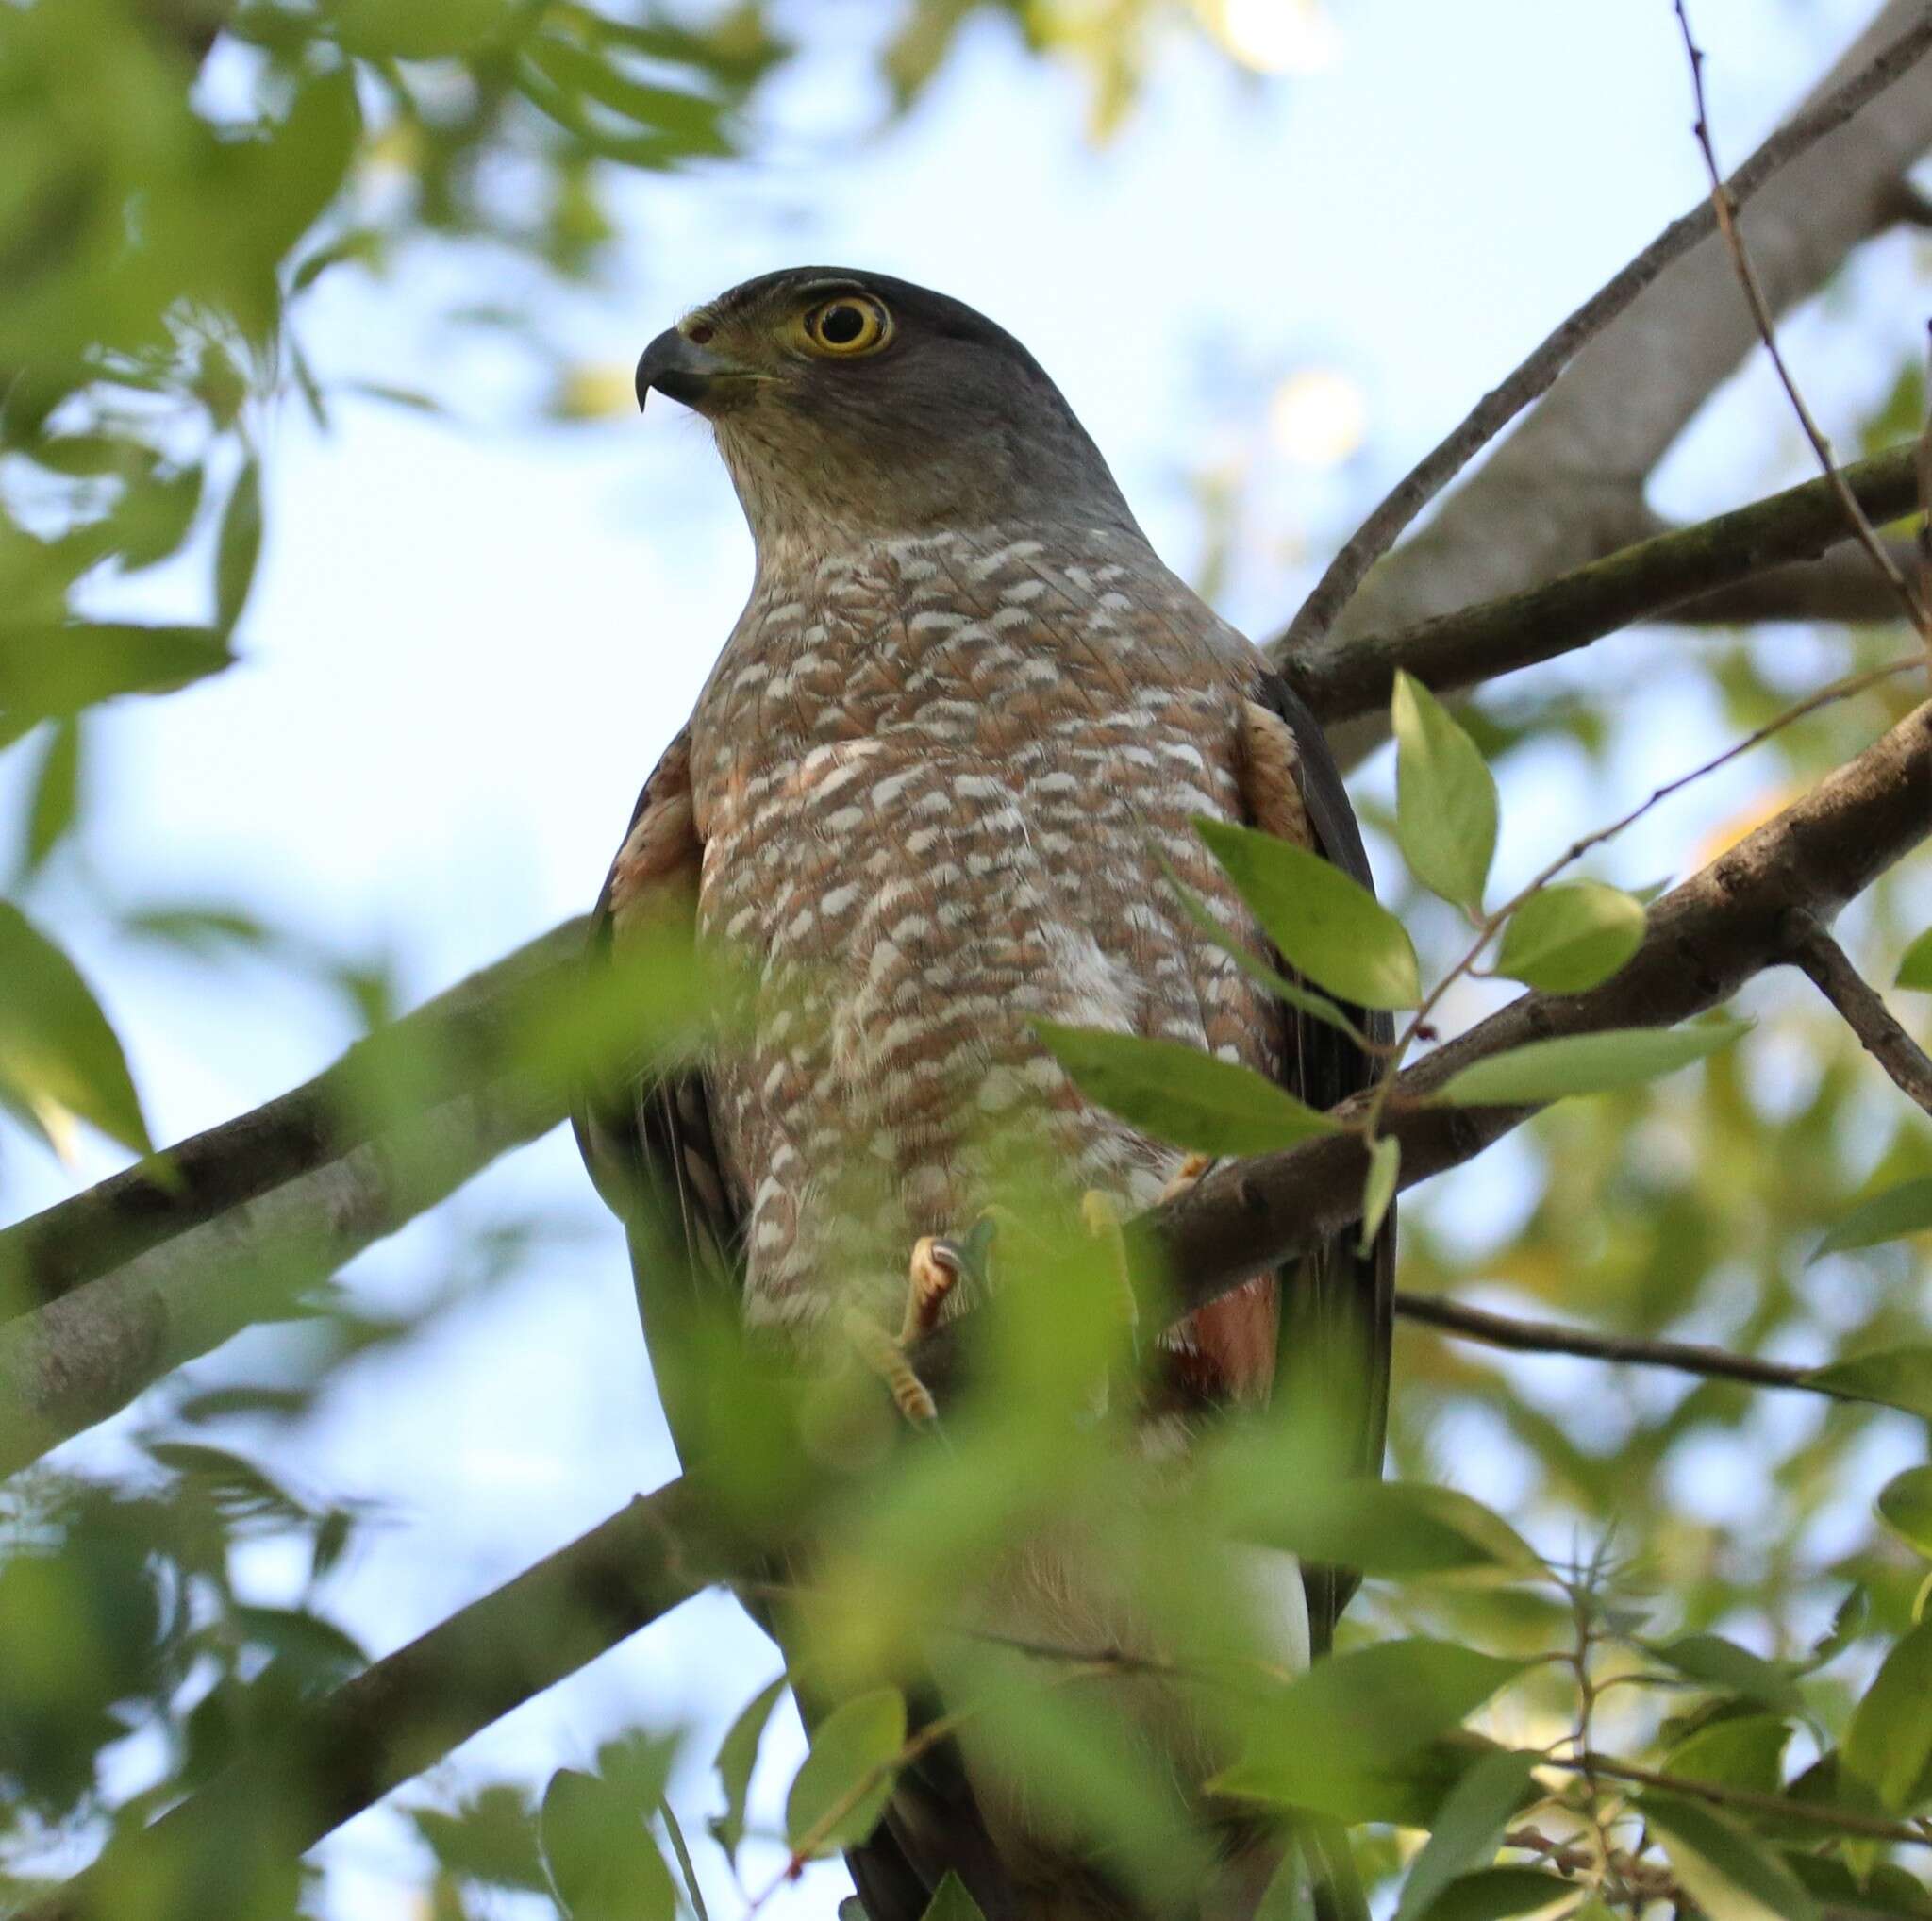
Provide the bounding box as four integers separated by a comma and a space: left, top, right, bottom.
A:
932, 1212, 1000, 1290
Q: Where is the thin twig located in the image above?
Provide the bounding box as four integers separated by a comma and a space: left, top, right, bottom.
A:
1548, 1752, 1932, 1851
1787, 912, 1932, 1115
1396, 1291, 1824, 1395
1918, 318, 1932, 630
1674, 0, 1932, 641
1276, 6, 1932, 656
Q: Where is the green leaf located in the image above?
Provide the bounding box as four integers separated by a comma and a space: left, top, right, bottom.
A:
1878, 1467, 1932, 1558
1035, 1023, 1338, 1156
0, 902, 151, 1153
215, 459, 262, 636
785, 1689, 906, 1857
1195, 817, 1421, 1010
540, 1768, 675, 1921
1359, 1135, 1399, 1255
1493, 882, 1646, 994
1647, 1635, 1804, 1716
1391, 672, 1497, 911
1158, 858, 1365, 1044
1214, 1474, 1546, 1584
1811, 1179, 1932, 1260
1802, 1345, 1932, 1417
1845, 1620, 1932, 1811
1210, 1641, 1524, 1812
1434, 1020, 1747, 1107
1645, 1795, 1821, 1921
411, 1786, 549, 1892
22, 715, 81, 873
0, 623, 233, 731
1666, 1715, 1792, 1796
710, 1674, 786, 1860
1896, 926, 1932, 990
1410, 1868, 1573, 1921
1211, 1732, 1511, 1829
331, 0, 513, 59
920, 1871, 987, 1921
524, 36, 730, 148
1392, 1747, 1541, 1921
1812, 1586, 1870, 1665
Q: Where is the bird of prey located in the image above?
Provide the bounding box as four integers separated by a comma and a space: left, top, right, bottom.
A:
574, 268, 1392, 1921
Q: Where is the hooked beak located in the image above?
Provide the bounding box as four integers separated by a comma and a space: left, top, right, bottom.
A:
634, 327, 752, 413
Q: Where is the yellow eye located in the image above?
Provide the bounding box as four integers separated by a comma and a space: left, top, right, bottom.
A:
801, 295, 892, 357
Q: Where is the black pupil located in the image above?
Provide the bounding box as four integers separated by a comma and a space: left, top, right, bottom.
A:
819, 303, 868, 345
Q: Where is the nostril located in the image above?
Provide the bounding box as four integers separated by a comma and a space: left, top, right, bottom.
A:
686, 320, 715, 345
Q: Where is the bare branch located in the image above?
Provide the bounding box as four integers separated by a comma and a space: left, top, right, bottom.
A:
1291, 441, 1924, 720
1675, 0, 1932, 639
0, 1073, 561, 1478
1788, 913, 1932, 1115
1273, 6, 1932, 661
18, 1478, 721, 1921
1396, 1291, 1825, 1396
1671, 538, 1919, 626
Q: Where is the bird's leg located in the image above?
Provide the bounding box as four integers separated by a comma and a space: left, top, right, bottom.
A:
849, 1213, 1001, 1427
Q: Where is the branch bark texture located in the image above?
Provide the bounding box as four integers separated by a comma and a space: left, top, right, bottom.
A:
1293, 0, 1932, 762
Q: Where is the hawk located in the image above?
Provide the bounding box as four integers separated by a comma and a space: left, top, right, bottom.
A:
574, 269, 1392, 1921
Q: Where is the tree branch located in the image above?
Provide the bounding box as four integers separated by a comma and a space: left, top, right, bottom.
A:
1788, 913, 1932, 1115
0, 919, 588, 1321
1297, 0, 1932, 767
1274, 4, 1932, 661
1395, 1291, 1824, 1396
1670, 537, 1921, 626
17, 1478, 721, 1921
1294, 443, 1923, 722
1675, 0, 1932, 638
0, 1070, 562, 1478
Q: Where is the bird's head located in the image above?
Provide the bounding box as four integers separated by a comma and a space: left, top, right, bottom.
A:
635, 267, 1136, 550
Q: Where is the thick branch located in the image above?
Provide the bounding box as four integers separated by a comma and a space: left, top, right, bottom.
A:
1671, 537, 1920, 626
19, 1478, 720, 1921
1275, 4, 1932, 660
0, 917, 587, 1320
1296, 443, 1922, 721
1789, 913, 1932, 1115
0, 1072, 560, 1478
1298, 0, 1932, 764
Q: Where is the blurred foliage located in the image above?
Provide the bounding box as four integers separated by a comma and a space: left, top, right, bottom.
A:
5, 2, 1932, 1920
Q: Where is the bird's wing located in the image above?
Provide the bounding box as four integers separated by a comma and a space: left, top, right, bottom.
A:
571, 727, 745, 1439
1237, 671, 1396, 1653
570, 730, 1022, 1921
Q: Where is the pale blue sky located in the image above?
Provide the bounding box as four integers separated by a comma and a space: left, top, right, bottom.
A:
8, 2, 1927, 1914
